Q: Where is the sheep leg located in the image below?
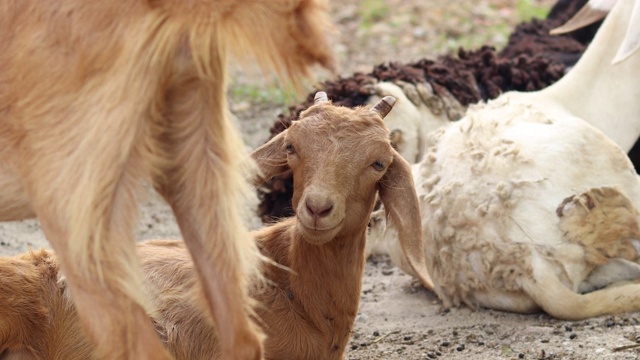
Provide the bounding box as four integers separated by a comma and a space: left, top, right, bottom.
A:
522, 253, 640, 320
0, 161, 34, 221
157, 71, 263, 359
579, 258, 640, 293
472, 290, 540, 314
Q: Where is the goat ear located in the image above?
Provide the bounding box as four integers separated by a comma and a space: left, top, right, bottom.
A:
613, 0, 640, 63
251, 130, 290, 186
378, 150, 434, 289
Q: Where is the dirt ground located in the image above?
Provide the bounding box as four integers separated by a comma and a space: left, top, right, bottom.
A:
3, 1, 640, 359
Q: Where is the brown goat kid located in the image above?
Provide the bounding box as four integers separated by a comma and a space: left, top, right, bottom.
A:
0, 93, 429, 360
250, 93, 429, 358
0, 1, 333, 359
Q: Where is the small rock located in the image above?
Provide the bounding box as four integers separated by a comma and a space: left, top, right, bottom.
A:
456, 344, 465, 351
440, 341, 450, 347
569, 333, 577, 340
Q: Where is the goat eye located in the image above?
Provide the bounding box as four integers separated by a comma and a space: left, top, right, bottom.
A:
372, 161, 385, 171
286, 143, 295, 154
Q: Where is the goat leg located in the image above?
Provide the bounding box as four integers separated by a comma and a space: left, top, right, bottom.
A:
522, 252, 640, 320
158, 61, 264, 360
26, 155, 171, 358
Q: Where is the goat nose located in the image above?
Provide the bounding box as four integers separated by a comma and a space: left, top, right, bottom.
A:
305, 198, 333, 218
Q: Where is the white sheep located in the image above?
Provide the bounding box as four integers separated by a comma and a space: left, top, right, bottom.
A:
0, 93, 430, 359
370, 0, 640, 319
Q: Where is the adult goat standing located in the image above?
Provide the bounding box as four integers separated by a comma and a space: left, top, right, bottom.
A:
0, 1, 334, 358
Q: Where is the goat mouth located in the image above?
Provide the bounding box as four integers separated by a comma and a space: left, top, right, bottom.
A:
299, 218, 344, 233
297, 220, 344, 244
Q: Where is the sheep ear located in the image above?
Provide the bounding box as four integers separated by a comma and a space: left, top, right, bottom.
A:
549, 0, 612, 35
250, 130, 290, 186
613, 0, 640, 63
378, 150, 434, 290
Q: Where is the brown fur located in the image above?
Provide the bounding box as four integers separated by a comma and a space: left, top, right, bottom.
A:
514, 188, 640, 320
0, 1, 333, 359
557, 187, 640, 265
0, 250, 93, 360
0, 96, 426, 360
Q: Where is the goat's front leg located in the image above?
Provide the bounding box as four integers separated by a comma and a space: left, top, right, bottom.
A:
158, 68, 264, 359
29, 167, 171, 359
0, 160, 34, 221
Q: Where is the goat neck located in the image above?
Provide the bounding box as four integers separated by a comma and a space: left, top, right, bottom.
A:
538, 0, 640, 151
253, 217, 367, 360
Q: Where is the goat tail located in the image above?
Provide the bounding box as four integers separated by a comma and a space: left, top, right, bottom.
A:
521, 253, 640, 320
150, 0, 335, 91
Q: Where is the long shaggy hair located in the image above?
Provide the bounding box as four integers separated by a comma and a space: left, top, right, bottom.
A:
0, 1, 334, 358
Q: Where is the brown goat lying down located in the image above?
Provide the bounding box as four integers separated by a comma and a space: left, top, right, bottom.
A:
0, 1, 333, 359
0, 93, 429, 360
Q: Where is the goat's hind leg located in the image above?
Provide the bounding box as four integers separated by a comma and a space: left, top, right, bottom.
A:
158, 70, 263, 359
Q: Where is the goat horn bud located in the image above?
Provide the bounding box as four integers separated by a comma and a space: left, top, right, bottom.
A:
372, 96, 396, 118
314, 91, 329, 104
